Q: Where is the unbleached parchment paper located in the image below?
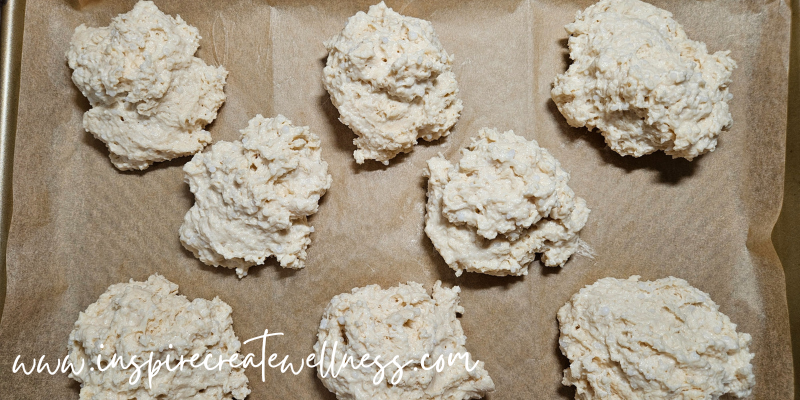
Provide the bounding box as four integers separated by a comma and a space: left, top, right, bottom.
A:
0, 0, 792, 398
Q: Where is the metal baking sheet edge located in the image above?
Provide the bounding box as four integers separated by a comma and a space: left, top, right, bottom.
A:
775, 0, 800, 397
0, 0, 24, 326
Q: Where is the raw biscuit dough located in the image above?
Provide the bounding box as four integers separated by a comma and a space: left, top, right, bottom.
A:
424, 128, 590, 276
180, 114, 331, 278
551, 0, 736, 160
66, 0, 227, 170
314, 281, 494, 400
558, 276, 755, 399
67, 274, 250, 400
323, 2, 463, 164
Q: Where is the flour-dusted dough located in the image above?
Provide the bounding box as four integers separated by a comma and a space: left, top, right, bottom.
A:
323, 2, 463, 165
67, 274, 250, 400
66, 0, 227, 170
425, 128, 590, 276
558, 276, 755, 400
180, 114, 331, 278
551, 0, 736, 160
314, 282, 494, 400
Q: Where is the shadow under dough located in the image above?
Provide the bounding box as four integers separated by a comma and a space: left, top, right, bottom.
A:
547, 100, 698, 185
553, 324, 577, 399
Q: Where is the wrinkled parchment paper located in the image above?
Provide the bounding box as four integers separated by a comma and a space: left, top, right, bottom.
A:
0, 0, 792, 398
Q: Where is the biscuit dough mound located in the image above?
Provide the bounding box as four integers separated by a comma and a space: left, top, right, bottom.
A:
66, 0, 227, 170
558, 276, 755, 400
314, 281, 494, 400
323, 1, 463, 164
551, 0, 736, 160
180, 115, 331, 278
425, 128, 590, 276
67, 274, 250, 400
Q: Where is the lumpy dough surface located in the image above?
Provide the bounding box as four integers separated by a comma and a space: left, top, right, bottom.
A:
66, 0, 227, 170
323, 1, 463, 164
314, 281, 494, 400
551, 0, 736, 160
558, 276, 755, 400
424, 128, 590, 276
67, 274, 250, 400
180, 115, 331, 278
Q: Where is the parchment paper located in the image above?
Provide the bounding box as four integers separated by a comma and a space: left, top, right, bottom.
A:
0, 0, 792, 398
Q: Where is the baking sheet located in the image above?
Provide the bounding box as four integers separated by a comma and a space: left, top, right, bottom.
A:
773, 1, 800, 397
0, 0, 793, 398
0, 0, 26, 328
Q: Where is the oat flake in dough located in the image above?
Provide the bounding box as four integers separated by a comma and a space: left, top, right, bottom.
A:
180, 114, 331, 278
67, 274, 250, 400
323, 2, 463, 164
558, 276, 755, 399
551, 0, 736, 160
424, 128, 590, 276
66, 0, 227, 170
314, 281, 494, 400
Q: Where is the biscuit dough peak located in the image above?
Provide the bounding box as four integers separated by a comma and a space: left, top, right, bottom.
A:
558, 276, 755, 399
314, 281, 495, 399
424, 128, 590, 277
323, 1, 463, 164
67, 274, 250, 399
180, 114, 331, 278
551, 0, 736, 160
442, 128, 574, 240
66, 0, 228, 170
